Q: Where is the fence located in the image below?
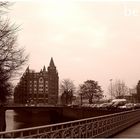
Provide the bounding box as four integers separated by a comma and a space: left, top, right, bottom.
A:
0, 109, 140, 138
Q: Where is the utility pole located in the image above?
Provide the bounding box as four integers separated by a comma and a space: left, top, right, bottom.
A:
110, 79, 113, 100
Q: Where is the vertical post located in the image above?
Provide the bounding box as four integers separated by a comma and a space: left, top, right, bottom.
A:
80, 93, 83, 106
0, 107, 6, 132
110, 79, 113, 100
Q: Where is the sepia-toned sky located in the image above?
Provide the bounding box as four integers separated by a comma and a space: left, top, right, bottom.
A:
8, 0, 140, 97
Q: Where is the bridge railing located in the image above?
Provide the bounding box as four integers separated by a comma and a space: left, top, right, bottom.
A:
1, 109, 140, 138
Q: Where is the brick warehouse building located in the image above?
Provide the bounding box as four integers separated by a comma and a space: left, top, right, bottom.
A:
14, 58, 59, 105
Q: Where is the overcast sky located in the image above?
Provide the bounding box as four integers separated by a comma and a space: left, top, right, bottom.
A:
7, 0, 140, 97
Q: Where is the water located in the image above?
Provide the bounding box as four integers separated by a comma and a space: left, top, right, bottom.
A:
6, 110, 23, 131
5, 110, 58, 131
5, 109, 73, 131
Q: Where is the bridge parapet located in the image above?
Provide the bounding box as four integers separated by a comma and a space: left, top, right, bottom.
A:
0, 109, 140, 138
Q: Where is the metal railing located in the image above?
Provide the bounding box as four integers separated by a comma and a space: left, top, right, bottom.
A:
1, 109, 140, 138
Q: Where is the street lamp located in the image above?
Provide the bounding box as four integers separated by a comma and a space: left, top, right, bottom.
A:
110, 79, 113, 100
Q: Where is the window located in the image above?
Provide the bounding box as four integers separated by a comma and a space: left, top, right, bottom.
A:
39, 87, 43, 92
39, 77, 43, 83
39, 84, 43, 88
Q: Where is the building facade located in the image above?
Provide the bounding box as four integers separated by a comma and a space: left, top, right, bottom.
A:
14, 58, 59, 105
136, 80, 140, 103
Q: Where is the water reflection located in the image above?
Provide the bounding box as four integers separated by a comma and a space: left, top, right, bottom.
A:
6, 110, 55, 131
6, 110, 20, 131
6, 109, 73, 131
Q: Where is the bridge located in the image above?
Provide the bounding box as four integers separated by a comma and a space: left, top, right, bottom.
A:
4, 104, 61, 109
3, 105, 62, 111
3, 105, 123, 120
0, 109, 140, 138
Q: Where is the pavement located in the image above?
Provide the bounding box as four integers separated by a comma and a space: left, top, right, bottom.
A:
113, 123, 140, 138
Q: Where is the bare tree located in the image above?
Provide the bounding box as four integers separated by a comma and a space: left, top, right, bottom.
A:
0, 2, 28, 132
0, 2, 28, 103
78, 80, 103, 104
108, 79, 128, 99
60, 79, 76, 105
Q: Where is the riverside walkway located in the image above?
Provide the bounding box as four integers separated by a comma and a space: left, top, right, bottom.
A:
113, 122, 140, 138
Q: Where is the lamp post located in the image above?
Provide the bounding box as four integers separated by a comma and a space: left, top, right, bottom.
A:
110, 79, 113, 100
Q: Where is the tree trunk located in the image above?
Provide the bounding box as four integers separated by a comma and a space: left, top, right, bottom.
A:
80, 94, 83, 106
0, 107, 6, 131
89, 98, 93, 104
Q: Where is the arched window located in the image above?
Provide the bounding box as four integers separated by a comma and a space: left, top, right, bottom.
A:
39, 77, 44, 83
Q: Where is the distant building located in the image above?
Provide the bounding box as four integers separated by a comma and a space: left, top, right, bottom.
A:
136, 81, 140, 103
14, 58, 59, 105
128, 88, 137, 103
116, 88, 137, 103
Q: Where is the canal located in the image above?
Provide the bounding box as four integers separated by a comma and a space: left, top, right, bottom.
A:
6, 110, 69, 131
6, 110, 49, 131
5, 107, 121, 131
